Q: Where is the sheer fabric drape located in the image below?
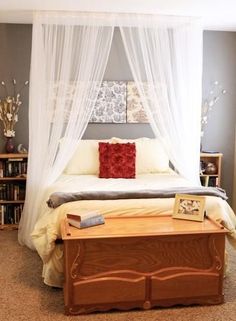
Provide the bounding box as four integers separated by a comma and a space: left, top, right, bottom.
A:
18, 12, 202, 249
120, 17, 202, 183
18, 13, 114, 248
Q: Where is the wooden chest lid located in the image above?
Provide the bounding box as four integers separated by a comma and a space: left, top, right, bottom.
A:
61, 215, 227, 240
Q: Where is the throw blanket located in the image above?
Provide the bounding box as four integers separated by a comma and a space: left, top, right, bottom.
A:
47, 186, 228, 209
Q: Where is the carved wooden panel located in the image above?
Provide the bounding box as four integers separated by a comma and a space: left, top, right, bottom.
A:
69, 234, 215, 279
151, 273, 220, 300
72, 277, 146, 305
62, 217, 226, 315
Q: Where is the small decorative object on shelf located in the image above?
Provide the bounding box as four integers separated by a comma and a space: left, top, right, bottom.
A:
200, 152, 222, 187
204, 162, 217, 175
5, 137, 15, 153
0, 79, 29, 153
0, 153, 28, 230
17, 143, 28, 154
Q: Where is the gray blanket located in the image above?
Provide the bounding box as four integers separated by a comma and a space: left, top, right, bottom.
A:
46, 186, 228, 209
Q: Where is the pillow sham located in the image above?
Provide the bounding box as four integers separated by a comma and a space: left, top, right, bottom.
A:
111, 137, 170, 174
64, 137, 169, 176
64, 140, 101, 175
99, 142, 136, 179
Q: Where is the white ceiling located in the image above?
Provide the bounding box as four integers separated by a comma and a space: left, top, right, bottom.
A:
0, 0, 236, 31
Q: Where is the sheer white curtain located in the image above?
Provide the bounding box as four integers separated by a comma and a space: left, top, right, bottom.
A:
119, 16, 202, 183
18, 12, 114, 248
19, 12, 202, 249
233, 126, 236, 212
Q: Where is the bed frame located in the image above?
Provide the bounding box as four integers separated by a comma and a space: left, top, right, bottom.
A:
61, 215, 226, 315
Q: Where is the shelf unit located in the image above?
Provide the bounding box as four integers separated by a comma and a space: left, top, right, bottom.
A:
0, 153, 28, 230
200, 152, 222, 187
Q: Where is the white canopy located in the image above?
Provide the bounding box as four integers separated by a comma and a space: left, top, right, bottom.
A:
18, 11, 203, 249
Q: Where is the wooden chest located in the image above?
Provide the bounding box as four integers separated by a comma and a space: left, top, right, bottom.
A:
61, 215, 227, 315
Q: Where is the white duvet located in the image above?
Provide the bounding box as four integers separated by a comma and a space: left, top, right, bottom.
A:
31, 172, 236, 287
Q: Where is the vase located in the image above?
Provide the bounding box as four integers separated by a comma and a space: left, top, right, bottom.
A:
5, 137, 15, 153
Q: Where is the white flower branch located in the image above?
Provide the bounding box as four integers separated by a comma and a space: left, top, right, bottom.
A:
201, 81, 226, 137
0, 79, 28, 137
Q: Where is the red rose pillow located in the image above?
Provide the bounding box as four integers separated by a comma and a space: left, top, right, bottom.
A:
99, 142, 136, 178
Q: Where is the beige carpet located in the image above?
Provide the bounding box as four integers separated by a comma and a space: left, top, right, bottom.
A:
1, 230, 236, 321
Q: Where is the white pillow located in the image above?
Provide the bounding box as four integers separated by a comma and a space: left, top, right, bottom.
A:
136, 137, 170, 173
64, 140, 101, 175
111, 137, 170, 174
64, 137, 170, 175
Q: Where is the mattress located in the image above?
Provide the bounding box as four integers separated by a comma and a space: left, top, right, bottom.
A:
31, 172, 236, 287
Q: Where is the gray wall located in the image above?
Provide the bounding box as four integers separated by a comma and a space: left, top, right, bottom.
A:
0, 25, 235, 203
202, 31, 236, 203
0, 24, 31, 151
83, 28, 154, 140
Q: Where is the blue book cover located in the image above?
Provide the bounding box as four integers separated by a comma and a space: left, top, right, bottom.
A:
67, 211, 104, 229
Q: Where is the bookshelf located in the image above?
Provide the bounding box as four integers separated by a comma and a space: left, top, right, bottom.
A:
200, 152, 222, 187
0, 153, 27, 230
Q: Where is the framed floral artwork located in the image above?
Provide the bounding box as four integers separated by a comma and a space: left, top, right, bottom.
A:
89, 81, 126, 123
127, 81, 149, 123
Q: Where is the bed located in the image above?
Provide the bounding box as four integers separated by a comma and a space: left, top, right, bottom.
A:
31, 138, 236, 288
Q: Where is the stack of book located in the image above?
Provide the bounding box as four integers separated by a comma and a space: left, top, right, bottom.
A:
67, 211, 105, 229
0, 158, 27, 178
0, 204, 23, 225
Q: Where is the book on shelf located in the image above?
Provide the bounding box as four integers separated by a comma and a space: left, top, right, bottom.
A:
0, 205, 3, 225
201, 150, 220, 154
8, 158, 24, 161
0, 203, 23, 225
67, 211, 105, 229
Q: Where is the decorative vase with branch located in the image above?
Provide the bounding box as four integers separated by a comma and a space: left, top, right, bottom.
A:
201, 80, 226, 138
0, 79, 29, 152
